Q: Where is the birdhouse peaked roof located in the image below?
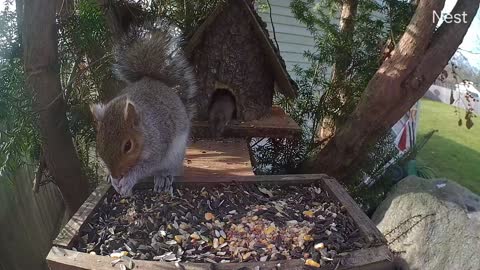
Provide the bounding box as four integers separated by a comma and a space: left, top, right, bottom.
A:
184, 0, 298, 99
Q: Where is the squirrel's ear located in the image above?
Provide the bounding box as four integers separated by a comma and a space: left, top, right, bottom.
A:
90, 103, 105, 122
124, 99, 139, 126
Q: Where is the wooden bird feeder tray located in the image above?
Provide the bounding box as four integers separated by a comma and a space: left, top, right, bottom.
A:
184, 139, 254, 178
46, 0, 390, 268
47, 174, 393, 270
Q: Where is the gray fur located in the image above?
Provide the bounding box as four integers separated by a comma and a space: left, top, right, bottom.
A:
113, 20, 197, 120
98, 21, 196, 196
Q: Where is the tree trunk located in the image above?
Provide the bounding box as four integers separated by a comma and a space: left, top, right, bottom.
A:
304, 0, 479, 183
23, 0, 90, 215
332, 0, 358, 85
15, 0, 23, 41
96, 0, 147, 40
56, 0, 74, 17
318, 0, 358, 140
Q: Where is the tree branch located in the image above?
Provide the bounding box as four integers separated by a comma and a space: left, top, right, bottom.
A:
32, 151, 46, 193
391, 0, 479, 124
376, 0, 445, 84
266, 0, 280, 50
405, 0, 479, 92
96, 0, 147, 41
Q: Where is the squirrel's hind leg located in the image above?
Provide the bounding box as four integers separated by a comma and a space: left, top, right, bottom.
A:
153, 131, 188, 195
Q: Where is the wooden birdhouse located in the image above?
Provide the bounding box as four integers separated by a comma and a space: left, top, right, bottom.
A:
185, 0, 300, 138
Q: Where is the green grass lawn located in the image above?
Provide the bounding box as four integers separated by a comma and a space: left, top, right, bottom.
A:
417, 99, 480, 194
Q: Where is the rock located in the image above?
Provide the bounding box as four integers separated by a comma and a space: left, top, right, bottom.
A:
372, 176, 480, 270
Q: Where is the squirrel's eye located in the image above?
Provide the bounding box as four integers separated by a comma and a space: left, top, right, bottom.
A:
123, 140, 132, 153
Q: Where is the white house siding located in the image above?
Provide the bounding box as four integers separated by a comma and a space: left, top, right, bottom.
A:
256, 0, 315, 74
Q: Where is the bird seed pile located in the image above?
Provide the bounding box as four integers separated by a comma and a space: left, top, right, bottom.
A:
74, 183, 367, 268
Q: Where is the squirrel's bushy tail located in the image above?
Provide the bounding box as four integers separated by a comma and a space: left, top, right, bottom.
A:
114, 20, 197, 119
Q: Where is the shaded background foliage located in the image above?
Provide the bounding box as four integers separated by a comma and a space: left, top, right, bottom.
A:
0, 1, 39, 179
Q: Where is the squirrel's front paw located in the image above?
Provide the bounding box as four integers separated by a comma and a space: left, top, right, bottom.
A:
109, 176, 122, 193
110, 175, 134, 197
154, 175, 174, 195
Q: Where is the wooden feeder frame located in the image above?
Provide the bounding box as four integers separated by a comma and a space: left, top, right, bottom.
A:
47, 174, 394, 270
191, 106, 302, 139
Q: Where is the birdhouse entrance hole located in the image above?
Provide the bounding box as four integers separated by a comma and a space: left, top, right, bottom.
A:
208, 88, 238, 120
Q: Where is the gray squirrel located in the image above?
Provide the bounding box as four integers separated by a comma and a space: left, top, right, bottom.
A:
90, 20, 197, 196
208, 89, 236, 138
